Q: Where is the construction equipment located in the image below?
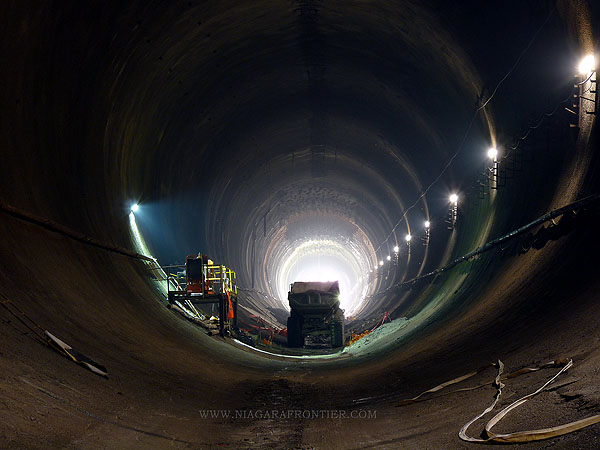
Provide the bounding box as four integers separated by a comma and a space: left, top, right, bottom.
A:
167, 254, 238, 335
247, 315, 288, 347
286, 281, 345, 348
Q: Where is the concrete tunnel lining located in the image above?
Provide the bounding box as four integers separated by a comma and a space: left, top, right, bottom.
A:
1, 1, 600, 448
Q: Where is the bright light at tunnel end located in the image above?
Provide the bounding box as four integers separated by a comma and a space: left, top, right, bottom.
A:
276, 239, 375, 316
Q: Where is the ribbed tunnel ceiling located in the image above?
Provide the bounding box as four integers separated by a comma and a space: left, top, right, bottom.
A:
2, 1, 599, 448
105, 0, 499, 313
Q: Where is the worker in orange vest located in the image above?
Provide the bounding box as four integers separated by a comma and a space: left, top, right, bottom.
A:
227, 291, 234, 320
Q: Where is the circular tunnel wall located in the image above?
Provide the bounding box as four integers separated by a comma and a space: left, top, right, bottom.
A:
1, 1, 599, 448
105, 0, 500, 316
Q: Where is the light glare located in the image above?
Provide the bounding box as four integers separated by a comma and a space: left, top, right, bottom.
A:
578, 54, 596, 74
424, 220, 431, 228
131, 203, 139, 213
279, 238, 370, 315
386, 255, 391, 261
393, 245, 400, 253
487, 147, 498, 160
379, 260, 384, 266
449, 193, 458, 204
405, 234, 412, 242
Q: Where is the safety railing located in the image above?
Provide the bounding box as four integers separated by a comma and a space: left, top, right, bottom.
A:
205, 264, 237, 297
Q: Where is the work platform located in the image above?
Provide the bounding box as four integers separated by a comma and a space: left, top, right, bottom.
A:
164, 255, 238, 336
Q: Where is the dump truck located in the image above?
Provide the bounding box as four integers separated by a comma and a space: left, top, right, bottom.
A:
287, 281, 345, 348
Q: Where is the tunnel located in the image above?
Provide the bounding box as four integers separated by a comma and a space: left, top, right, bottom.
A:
1, 0, 600, 448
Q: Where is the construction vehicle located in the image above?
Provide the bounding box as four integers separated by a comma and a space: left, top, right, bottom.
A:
167, 254, 238, 335
286, 281, 345, 348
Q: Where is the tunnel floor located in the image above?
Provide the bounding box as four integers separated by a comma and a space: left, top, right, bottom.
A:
2, 212, 600, 449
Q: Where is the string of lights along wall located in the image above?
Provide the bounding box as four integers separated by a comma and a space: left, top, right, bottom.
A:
371, 53, 596, 274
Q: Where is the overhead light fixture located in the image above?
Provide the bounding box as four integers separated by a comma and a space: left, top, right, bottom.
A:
487, 147, 498, 160
386, 255, 391, 261
424, 220, 431, 228
379, 260, 384, 266
393, 245, 400, 253
131, 203, 140, 213
578, 54, 596, 75
449, 193, 458, 204
405, 234, 412, 242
